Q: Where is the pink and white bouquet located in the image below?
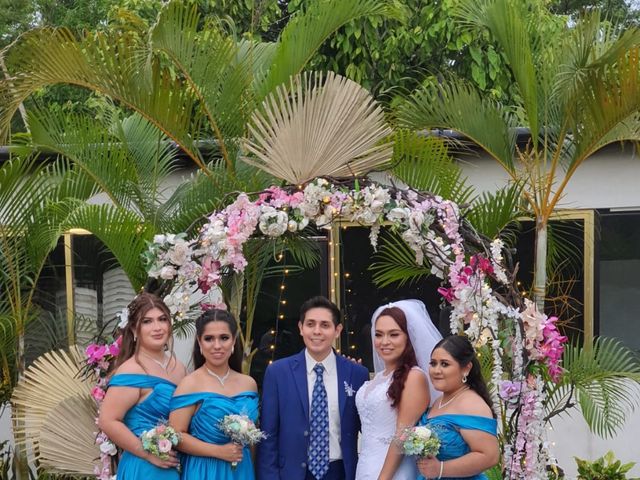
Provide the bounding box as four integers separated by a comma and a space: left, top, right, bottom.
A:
140, 422, 181, 461
396, 425, 441, 457
218, 414, 266, 468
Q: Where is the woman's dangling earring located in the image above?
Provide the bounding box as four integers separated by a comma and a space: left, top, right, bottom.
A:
133, 336, 137, 342
462, 373, 468, 384
231, 346, 235, 354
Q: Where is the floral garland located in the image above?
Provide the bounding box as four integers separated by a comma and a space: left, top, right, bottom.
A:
136, 178, 568, 479
85, 309, 127, 480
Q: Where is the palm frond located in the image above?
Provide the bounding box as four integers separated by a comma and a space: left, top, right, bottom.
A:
369, 229, 431, 288
11, 347, 93, 448
21, 108, 134, 209
0, 27, 204, 169
391, 130, 474, 206
455, 0, 541, 141
256, 0, 402, 98
569, 46, 640, 166
244, 71, 393, 184
38, 202, 153, 290
466, 184, 523, 241
38, 396, 98, 476
545, 337, 640, 438
396, 78, 518, 173
151, 1, 251, 167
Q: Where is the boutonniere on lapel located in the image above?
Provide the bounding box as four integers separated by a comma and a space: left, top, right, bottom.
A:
343, 381, 355, 397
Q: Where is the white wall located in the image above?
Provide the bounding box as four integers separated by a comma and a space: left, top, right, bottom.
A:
548, 408, 640, 477
457, 143, 640, 209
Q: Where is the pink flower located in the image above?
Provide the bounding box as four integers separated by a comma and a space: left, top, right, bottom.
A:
86, 344, 108, 363
200, 302, 227, 311
437, 287, 455, 302
156, 424, 166, 434
91, 386, 106, 402
158, 438, 173, 453
107, 343, 119, 357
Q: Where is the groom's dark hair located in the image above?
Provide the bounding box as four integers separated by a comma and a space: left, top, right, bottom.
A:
299, 296, 341, 326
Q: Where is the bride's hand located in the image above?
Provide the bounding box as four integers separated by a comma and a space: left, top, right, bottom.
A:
416, 456, 441, 478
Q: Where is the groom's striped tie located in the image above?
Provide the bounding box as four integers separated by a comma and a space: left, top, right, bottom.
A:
308, 363, 329, 479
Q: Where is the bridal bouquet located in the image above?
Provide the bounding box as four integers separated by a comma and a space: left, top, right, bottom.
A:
396, 425, 440, 457
219, 414, 266, 468
140, 422, 181, 461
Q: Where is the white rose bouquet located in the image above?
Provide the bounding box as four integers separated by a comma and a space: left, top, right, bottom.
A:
219, 414, 266, 469
395, 425, 440, 457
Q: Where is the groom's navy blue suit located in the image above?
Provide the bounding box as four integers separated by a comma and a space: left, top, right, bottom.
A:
257, 349, 369, 480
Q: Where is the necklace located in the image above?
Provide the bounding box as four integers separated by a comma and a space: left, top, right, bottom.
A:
438, 386, 470, 409
206, 367, 231, 386
142, 352, 170, 371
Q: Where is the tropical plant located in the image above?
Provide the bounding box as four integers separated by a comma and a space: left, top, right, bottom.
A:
575, 450, 637, 480
396, 0, 640, 310
544, 337, 640, 438
0, 0, 400, 174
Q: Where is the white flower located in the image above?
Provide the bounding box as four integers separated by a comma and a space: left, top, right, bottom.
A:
259, 207, 289, 237
160, 265, 177, 280
99, 440, 117, 456
413, 426, 432, 440
387, 207, 409, 222
117, 307, 129, 329
153, 234, 166, 244
168, 239, 191, 266
298, 217, 309, 230
343, 381, 355, 397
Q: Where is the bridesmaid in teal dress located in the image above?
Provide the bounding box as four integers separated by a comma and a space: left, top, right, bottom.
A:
416, 335, 499, 480
170, 309, 259, 480
98, 293, 187, 479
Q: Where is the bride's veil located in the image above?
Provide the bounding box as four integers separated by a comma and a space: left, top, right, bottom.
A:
370, 299, 443, 403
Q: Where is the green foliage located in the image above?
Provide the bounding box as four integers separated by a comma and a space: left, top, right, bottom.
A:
575, 451, 637, 480
288, 0, 515, 100
545, 337, 640, 438
550, 0, 640, 25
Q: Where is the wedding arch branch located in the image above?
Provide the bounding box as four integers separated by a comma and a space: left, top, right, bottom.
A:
144, 175, 568, 479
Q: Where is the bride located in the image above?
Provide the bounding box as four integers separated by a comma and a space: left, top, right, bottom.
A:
355, 299, 442, 480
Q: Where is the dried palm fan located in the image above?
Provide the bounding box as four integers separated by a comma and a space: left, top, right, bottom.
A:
243, 71, 394, 185
11, 346, 94, 450
39, 395, 99, 475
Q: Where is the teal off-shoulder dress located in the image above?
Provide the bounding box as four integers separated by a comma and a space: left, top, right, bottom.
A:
108, 374, 179, 480
417, 411, 498, 480
171, 391, 259, 480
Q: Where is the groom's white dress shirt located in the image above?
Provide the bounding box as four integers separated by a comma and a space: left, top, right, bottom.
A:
304, 349, 342, 461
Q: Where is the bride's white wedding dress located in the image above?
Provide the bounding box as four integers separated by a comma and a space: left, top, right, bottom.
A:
355, 369, 419, 480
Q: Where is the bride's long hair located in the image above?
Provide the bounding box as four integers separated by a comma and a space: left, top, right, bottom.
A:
375, 306, 418, 408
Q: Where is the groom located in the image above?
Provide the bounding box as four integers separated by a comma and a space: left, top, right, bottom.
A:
257, 296, 369, 480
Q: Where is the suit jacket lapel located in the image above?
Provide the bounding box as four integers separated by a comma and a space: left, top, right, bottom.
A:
291, 350, 310, 421
336, 355, 347, 417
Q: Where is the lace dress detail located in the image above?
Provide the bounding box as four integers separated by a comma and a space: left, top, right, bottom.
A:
355, 370, 418, 480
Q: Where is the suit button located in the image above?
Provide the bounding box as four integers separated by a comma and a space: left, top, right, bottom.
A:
301, 462, 307, 468
303, 430, 309, 437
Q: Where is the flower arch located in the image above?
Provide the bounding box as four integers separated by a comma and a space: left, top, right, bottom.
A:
144, 177, 567, 479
